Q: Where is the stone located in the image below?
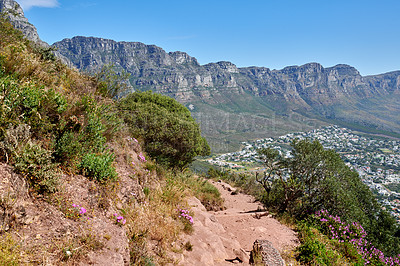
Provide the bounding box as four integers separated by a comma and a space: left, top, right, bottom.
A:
250, 239, 285, 266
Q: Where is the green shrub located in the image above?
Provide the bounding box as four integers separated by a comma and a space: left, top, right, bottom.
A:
257, 139, 400, 256
14, 142, 59, 193
297, 224, 345, 265
83, 113, 107, 152
118, 91, 210, 169
53, 130, 82, 165
54, 95, 121, 169
79, 152, 117, 182
0, 76, 67, 140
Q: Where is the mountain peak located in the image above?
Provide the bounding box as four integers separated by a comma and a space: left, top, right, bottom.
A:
0, 0, 47, 46
168, 51, 199, 66
327, 64, 360, 76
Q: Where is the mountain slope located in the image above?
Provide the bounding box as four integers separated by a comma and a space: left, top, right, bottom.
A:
0, 0, 47, 46
53, 37, 400, 152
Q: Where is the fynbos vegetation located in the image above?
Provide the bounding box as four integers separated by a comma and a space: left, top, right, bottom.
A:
0, 15, 219, 264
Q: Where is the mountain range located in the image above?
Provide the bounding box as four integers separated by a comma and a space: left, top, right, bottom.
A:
52, 36, 400, 151
2, 0, 399, 152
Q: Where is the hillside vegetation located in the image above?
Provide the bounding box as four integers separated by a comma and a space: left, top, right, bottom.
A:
208, 140, 400, 265
0, 17, 221, 265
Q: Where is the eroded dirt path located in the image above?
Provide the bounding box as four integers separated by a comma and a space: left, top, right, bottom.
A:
171, 180, 299, 265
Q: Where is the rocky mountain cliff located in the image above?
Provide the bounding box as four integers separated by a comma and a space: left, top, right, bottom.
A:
53, 36, 244, 103
53, 36, 400, 107
0, 0, 47, 46
53, 36, 400, 152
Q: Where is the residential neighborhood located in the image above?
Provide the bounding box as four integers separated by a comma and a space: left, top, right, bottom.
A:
208, 125, 400, 221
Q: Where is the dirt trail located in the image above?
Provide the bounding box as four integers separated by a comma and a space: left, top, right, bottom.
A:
172, 180, 299, 265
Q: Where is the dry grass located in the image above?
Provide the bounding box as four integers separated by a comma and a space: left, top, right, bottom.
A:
0, 233, 21, 265
124, 170, 224, 264
124, 177, 187, 264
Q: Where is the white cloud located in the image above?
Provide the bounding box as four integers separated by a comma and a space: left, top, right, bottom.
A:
18, 0, 59, 10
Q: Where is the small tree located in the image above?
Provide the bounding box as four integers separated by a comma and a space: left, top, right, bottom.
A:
256, 148, 281, 195
118, 91, 210, 169
259, 140, 370, 217
94, 64, 131, 98
257, 139, 400, 256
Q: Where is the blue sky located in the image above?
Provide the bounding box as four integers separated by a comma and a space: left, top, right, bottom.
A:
18, 0, 400, 76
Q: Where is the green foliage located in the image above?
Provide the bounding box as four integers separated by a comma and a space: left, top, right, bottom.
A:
0, 77, 67, 139
296, 223, 356, 265
34, 45, 57, 62
0, 16, 26, 47
53, 95, 121, 178
258, 139, 400, 257
14, 142, 59, 193
118, 91, 210, 168
79, 152, 117, 182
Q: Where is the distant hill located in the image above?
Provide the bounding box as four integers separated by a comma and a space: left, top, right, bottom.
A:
53, 36, 400, 151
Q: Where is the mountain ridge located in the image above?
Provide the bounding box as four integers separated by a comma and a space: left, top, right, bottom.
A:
52, 36, 400, 151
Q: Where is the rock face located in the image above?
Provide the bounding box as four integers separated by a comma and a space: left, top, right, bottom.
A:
53, 36, 400, 141
0, 0, 47, 46
53, 36, 244, 103
53, 36, 400, 107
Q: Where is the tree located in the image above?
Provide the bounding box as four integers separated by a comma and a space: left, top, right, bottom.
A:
257, 139, 400, 255
256, 148, 281, 196
118, 91, 210, 168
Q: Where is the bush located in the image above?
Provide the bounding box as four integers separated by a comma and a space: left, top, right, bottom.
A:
94, 64, 131, 98
297, 224, 344, 265
257, 139, 400, 257
54, 95, 121, 172
14, 142, 59, 193
0, 76, 67, 140
118, 91, 210, 168
79, 152, 117, 182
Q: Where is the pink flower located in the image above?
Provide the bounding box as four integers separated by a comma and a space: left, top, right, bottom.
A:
80, 207, 87, 214
138, 153, 146, 162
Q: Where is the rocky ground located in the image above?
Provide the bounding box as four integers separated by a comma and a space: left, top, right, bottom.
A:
171, 180, 299, 265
